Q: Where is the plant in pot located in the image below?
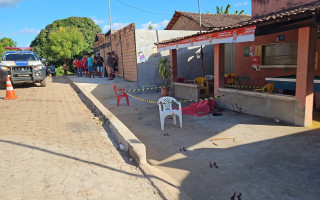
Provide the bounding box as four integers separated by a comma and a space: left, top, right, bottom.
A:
157, 56, 172, 96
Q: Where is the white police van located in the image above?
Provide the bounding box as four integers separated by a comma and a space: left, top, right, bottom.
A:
0, 48, 47, 89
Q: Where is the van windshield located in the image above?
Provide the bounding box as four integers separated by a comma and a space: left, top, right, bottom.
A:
2, 52, 39, 61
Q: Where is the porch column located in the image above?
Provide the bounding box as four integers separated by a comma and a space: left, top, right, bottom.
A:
295, 26, 317, 126
170, 49, 178, 86
214, 44, 225, 97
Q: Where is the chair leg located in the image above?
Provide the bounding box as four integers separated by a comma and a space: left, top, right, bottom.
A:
160, 115, 165, 131
179, 115, 182, 128
117, 96, 120, 107
126, 95, 129, 106
173, 114, 176, 125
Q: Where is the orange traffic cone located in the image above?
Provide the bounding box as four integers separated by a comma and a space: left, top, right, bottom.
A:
4, 75, 18, 100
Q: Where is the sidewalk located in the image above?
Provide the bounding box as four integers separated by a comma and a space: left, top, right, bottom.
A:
0, 77, 162, 200
69, 76, 320, 200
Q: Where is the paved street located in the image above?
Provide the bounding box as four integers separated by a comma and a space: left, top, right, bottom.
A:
0, 77, 161, 200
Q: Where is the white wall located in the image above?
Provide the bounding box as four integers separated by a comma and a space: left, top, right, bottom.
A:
135, 30, 215, 86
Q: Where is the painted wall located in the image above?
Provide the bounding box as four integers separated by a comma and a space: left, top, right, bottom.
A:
235, 29, 297, 87
135, 30, 214, 87
235, 29, 320, 87
218, 88, 297, 125
252, 0, 317, 17
176, 45, 215, 80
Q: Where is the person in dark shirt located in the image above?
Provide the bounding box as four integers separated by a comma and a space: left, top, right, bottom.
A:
106, 52, 114, 80
96, 53, 104, 78
111, 51, 118, 78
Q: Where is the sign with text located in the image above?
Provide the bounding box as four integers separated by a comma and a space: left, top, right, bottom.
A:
157, 26, 256, 52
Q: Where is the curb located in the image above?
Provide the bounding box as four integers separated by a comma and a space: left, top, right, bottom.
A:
67, 77, 193, 200
67, 78, 147, 165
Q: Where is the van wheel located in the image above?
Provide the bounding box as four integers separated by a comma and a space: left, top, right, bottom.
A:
40, 79, 46, 87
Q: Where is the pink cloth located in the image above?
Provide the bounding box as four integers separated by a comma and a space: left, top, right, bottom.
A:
180, 100, 215, 117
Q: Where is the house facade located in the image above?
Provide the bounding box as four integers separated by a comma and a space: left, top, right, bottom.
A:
157, 1, 320, 127
165, 11, 252, 75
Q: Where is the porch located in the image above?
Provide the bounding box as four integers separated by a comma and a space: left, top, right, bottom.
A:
159, 13, 320, 127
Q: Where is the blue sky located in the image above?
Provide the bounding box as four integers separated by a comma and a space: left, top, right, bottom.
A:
0, 0, 251, 47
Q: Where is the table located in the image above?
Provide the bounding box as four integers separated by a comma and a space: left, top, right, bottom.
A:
266, 75, 320, 92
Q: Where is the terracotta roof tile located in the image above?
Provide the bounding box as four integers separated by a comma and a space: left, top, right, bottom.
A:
165, 11, 251, 30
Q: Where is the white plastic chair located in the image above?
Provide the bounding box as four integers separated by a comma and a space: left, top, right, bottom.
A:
157, 96, 182, 131
205, 75, 214, 80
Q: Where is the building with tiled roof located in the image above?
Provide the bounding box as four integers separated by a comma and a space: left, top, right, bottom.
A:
165, 11, 252, 31
157, 0, 320, 127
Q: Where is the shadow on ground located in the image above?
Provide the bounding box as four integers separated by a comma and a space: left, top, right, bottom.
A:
85, 80, 320, 200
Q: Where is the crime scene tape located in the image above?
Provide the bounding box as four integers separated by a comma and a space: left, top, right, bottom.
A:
197, 81, 261, 90
224, 84, 261, 89
126, 92, 158, 104
125, 86, 161, 93
125, 91, 231, 105
125, 85, 261, 93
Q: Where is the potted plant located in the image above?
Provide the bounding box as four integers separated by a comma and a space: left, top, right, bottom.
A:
157, 56, 171, 96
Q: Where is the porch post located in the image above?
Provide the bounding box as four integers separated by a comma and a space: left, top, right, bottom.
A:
295, 26, 317, 126
170, 49, 178, 86
214, 44, 225, 97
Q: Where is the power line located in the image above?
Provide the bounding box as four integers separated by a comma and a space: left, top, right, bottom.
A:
116, 0, 172, 15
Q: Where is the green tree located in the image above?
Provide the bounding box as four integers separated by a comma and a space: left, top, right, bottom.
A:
31, 17, 101, 59
234, 10, 245, 14
216, 4, 244, 14
148, 24, 153, 30
43, 26, 86, 65
0, 37, 17, 55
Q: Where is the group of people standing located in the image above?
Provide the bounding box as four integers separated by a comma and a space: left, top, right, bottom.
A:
73, 51, 118, 80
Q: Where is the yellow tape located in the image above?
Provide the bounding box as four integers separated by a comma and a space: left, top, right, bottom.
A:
224, 84, 261, 89
125, 92, 230, 105
125, 87, 161, 93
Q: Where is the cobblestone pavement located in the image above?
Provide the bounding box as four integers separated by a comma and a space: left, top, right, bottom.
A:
0, 77, 162, 200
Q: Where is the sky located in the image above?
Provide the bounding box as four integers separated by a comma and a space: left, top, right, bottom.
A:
0, 0, 251, 47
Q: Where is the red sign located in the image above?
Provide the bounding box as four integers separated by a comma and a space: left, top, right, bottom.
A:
157, 26, 256, 52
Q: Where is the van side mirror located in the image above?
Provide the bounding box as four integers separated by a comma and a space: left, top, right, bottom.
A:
41, 58, 46, 62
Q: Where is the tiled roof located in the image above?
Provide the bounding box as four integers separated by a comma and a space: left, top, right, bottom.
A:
159, 2, 320, 44
165, 11, 252, 30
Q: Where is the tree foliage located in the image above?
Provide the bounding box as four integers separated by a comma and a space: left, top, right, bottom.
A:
0, 37, 17, 55
148, 24, 153, 30
43, 26, 86, 64
234, 10, 245, 14
216, 4, 244, 14
30, 17, 101, 59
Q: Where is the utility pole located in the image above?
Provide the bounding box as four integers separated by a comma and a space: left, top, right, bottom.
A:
198, 0, 202, 34
108, 0, 113, 51
198, 0, 204, 77
108, 0, 112, 34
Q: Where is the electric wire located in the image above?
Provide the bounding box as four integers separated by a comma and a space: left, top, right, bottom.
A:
116, 0, 172, 15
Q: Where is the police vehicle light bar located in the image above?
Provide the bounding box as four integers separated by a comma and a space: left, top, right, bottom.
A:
5, 47, 33, 50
